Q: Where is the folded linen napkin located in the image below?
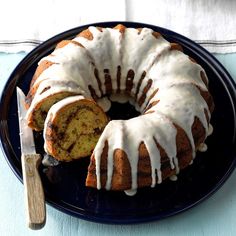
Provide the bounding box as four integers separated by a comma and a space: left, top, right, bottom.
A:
0, 0, 236, 53
127, 0, 236, 54
0, 0, 126, 53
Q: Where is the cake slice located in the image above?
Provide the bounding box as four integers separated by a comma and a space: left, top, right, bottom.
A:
44, 95, 108, 161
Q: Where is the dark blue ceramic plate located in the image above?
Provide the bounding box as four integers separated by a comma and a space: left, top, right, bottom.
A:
1, 22, 236, 224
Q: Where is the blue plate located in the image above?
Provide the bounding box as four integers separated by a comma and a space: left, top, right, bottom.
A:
1, 22, 236, 224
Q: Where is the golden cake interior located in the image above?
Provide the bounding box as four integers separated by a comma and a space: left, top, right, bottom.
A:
44, 98, 108, 162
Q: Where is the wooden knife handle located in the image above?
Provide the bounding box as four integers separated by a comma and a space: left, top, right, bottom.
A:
21, 153, 46, 230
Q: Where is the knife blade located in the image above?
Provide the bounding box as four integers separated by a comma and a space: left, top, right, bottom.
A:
16, 87, 46, 230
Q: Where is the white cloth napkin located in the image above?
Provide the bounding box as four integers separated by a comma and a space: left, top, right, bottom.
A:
127, 0, 236, 54
0, 0, 126, 53
1, 0, 236, 53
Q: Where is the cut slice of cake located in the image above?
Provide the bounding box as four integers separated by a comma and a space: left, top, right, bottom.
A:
43, 95, 109, 161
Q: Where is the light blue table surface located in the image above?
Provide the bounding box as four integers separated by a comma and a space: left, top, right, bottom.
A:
0, 52, 236, 236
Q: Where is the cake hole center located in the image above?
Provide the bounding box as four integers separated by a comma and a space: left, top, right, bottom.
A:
97, 94, 141, 120
107, 101, 140, 120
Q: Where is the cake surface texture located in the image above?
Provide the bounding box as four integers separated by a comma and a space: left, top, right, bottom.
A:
25, 24, 214, 195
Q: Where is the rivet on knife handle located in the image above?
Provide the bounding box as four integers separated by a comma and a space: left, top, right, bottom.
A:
21, 153, 46, 230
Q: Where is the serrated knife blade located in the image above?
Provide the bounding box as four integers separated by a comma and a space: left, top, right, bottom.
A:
16, 87, 46, 230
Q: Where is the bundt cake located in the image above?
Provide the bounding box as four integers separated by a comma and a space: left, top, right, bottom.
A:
25, 24, 214, 196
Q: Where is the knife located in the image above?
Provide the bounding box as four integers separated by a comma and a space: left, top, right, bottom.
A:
16, 87, 46, 230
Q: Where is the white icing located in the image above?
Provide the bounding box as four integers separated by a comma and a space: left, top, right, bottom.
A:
27, 25, 213, 195
119, 28, 170, 94
74, 27, 121, 94
26, 79, 85, 121
94, 112, 178, 191
198, 143, 208, 152
124, 189, 137, 196
147, 83, 210, 159
208, 124, 213, 136
97, 97, 111, 112
169, 175, 178, 181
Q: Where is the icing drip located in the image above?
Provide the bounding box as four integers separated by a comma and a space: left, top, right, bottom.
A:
198, 143, 208, 152
124, 189, 137, 196
26, 79, 85, 120
147, 83, 210, 159
74, 27, 122, 94
37, 42, 101, 96
169, 175, 178, 181
94, 112, 178, 192
208, 124, 213, 136
97, 97, 111, 112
